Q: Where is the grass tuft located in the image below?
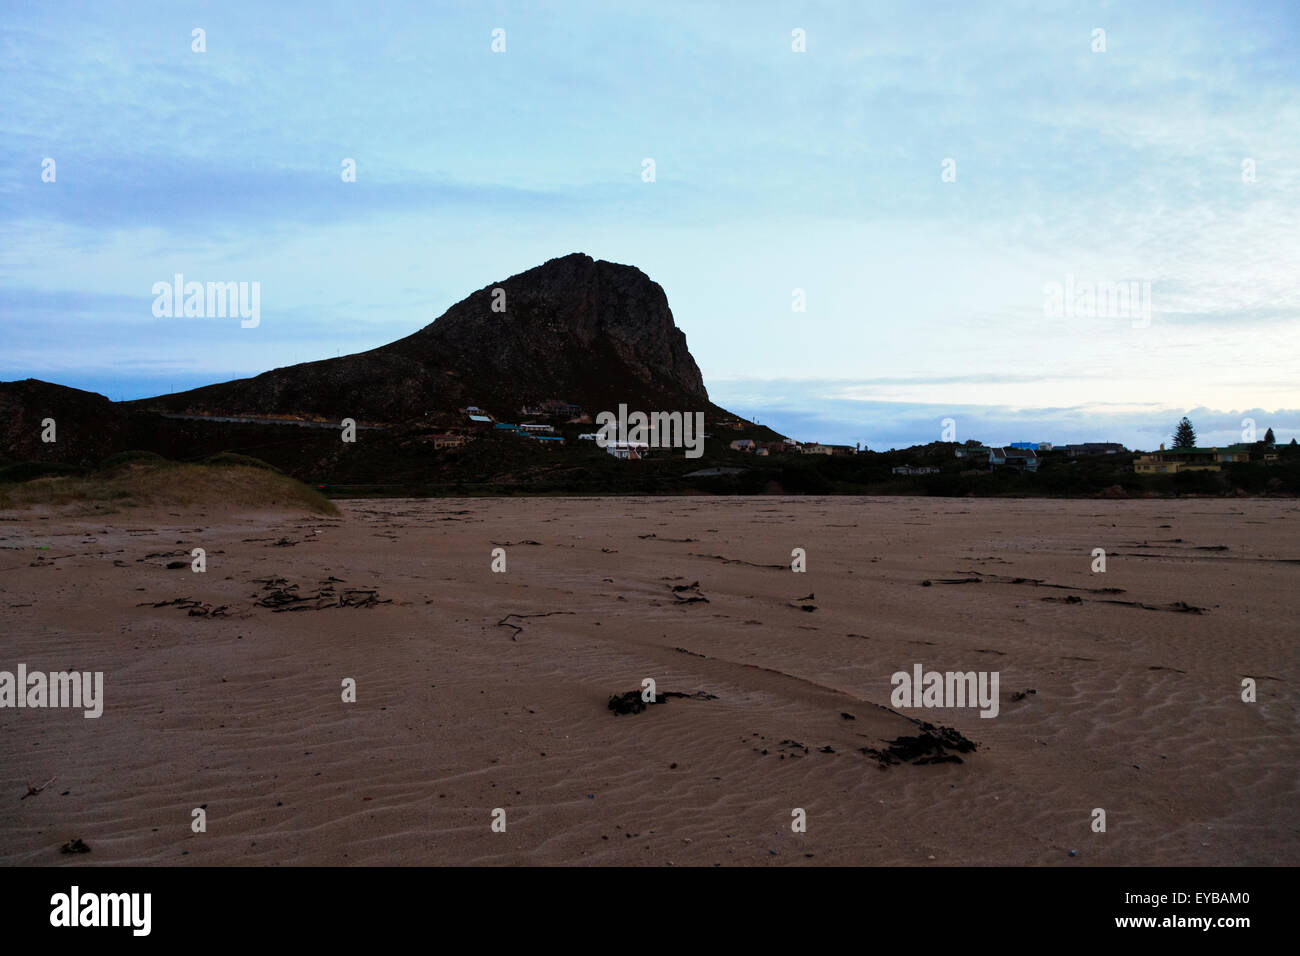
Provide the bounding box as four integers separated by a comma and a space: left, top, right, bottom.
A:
0, 460, 338, 515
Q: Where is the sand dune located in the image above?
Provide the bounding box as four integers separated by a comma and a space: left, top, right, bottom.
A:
1, 496, 1295, 865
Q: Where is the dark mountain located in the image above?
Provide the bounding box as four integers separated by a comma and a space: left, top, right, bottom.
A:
125, 253, 717, 422
0, 379, 127, 466
2, 254, 771, 484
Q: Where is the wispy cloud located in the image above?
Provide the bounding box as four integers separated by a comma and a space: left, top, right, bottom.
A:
710, 378, 1300, 450
2, 0, 1297, 433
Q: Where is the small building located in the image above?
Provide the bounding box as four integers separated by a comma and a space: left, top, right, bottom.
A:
523, 400, 582, 418
1063, 442, 1126, 456
430, 433, 468, 449
1216, 445, 1253, 464
494, 422, 521, 432
604, 441, 649, 460
730, 439, 756, 452
1133, 444, 1253, 474
466, 414, 494, 428
531, 434, 565, 446
989, 447, 1038, 472
799, 443, 833, 455
540, 399, 581, 417
954, 445, 991, 459
519, 423, 556, 434
892, 465, 939, 475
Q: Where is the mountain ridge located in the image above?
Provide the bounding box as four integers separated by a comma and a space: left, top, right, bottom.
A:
123, 252, 717, 423
1, 254, 765, 474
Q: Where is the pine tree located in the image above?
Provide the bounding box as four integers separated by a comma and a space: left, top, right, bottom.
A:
1264, 427, 1275, 445
1172, 417, 1196, 448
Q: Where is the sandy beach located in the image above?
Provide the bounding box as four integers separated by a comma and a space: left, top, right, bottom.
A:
1, 495, 1296, 866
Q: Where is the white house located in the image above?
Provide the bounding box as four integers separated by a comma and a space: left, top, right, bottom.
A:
604, 441, 650, 460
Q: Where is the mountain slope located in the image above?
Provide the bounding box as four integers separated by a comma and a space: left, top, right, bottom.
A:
0, 379, 126, 466
128, 253, 715, 422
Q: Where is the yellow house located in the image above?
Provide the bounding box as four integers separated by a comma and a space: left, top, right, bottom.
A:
1134, 444, 1253, 474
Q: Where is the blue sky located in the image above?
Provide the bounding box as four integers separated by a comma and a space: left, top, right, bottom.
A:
3, 0, 1297, 450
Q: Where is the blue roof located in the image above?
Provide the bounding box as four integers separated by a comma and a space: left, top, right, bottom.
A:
468, 415, 492, 422
533, 435, 564, 441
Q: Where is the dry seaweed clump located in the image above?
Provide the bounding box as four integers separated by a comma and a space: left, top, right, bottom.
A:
861, 723, 977, 766
608, 689, 718, 715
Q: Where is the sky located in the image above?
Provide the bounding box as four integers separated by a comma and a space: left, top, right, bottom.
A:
3, 0, 1298, 451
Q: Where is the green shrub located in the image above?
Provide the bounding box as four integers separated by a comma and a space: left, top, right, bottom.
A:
0, 460, 83, 482
98, 450, 169, 472
201, 452, 282, 472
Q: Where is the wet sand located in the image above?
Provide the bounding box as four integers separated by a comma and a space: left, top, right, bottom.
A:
1, 496, 1296, 865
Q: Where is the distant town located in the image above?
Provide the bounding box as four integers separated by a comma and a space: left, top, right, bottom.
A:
6, 381, 1293, 498
431, 402, 1291, 476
